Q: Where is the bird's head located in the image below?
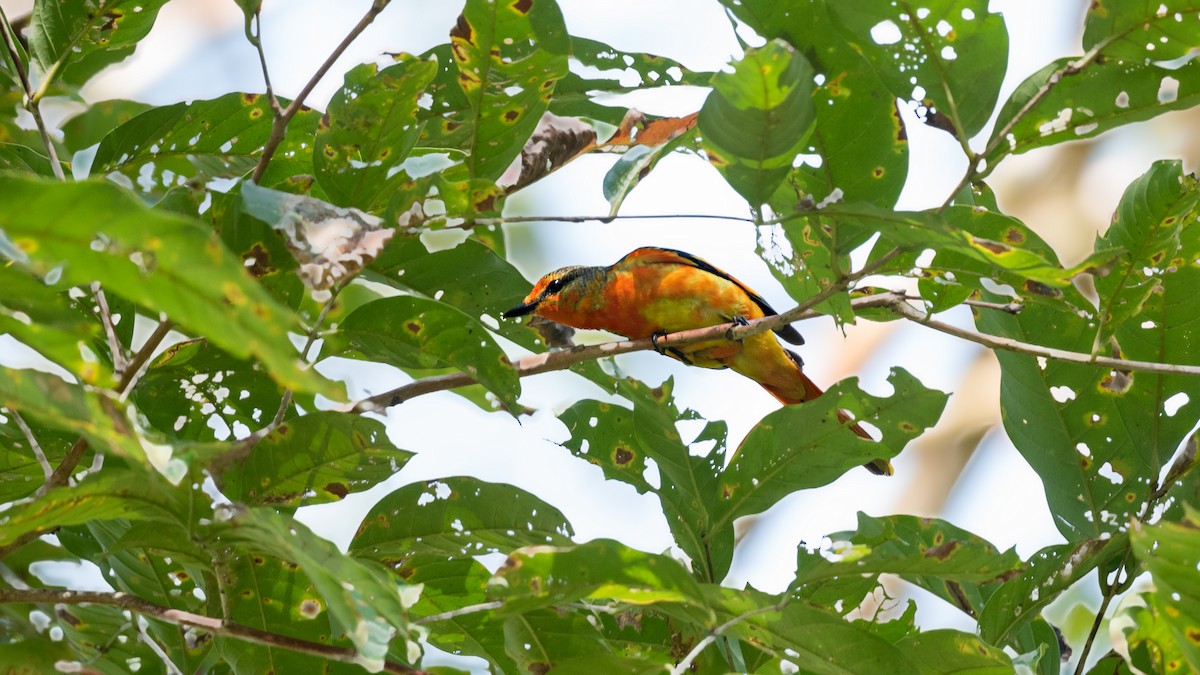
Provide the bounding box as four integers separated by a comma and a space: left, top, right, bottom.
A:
503, 265, 600, 320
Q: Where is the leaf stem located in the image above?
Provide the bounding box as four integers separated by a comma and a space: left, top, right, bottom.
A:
0, 6, 65, 181
91, 283, 128, 373
0, 588, 429, 674
9, 410, 53, 486
251, 0, 392, 183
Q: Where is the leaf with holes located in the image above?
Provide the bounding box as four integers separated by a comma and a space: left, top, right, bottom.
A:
1130, 508, 1200, 672
324, 295, 519, 409
896, 630, 1013, 674
91, 93, 319, 195
713, 369, 946, 535
27, 0, 170, 86
133, 338, 285, 443
795, 513, 1021, 618
223, 413, 413, 507
828, 0, 1007, 138
699, 40, 815, 209
985, 57, 1200, 164
423, 0, 569, 184
315, 55, 438, 211
1083, 0, 1200, 63
489, 539, 711, 616
350, 476, 573, 561
0, 177, 335, 396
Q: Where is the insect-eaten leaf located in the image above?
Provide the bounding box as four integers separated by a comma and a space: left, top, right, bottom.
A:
241, 182, 394, 292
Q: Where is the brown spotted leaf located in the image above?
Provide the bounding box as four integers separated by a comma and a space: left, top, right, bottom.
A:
322, 295, 519, 410
1131, 509, 1200, 672
222, 412, 413, 507
27, 0, 171, 86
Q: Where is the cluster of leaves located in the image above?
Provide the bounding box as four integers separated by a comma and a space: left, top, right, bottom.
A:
0, 0, 1198, 673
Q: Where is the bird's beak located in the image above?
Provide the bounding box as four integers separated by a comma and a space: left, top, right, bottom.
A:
502, 301, 538, 318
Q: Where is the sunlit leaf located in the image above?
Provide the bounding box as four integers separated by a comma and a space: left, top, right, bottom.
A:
223, 412, 412, 507
1130, 507, 1200, 672
27, 0, 170, 86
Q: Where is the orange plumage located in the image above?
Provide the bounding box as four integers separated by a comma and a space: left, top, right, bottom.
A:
504, 247, 891, 475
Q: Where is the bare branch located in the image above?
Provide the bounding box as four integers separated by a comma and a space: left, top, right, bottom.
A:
0, 6, 65, 180
251, 0, 393, 183
0, 588, 429, 675
118, 318, 174, 399
415, 601, 503, 625
412, 212, 758, 233
91, 283, 127, 373
9, 410, 53, 486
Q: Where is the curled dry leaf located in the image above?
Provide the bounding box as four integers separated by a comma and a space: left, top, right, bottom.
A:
241, 182, 395, 291
497, 112, 598, 193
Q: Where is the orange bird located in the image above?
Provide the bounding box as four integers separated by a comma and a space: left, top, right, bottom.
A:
504, 247, 891, 475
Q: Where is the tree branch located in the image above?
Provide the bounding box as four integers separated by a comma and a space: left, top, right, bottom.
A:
91, 283, 127, 373
0, 588, 428, 675
410, 212, 758, 233
118, 318, 174, 399
9, 410, 53, 486
0, 6, 65, 181
251, 0, 392, 183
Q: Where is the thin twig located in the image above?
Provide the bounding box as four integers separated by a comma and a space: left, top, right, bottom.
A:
10, 410, 53, 485
415, 601, 503, 625
251, 0, 392, 183
670, 600, 788, 675
895, 293, 1022, 314
91, 283, 128, 373
0, 6, 65, 180
0, 588, 428, 675
886, 299, 1200, 376
0, 437, 88, 559
118, 318, 174, 399
249, 12, 284, 118
412, 212, 758, 233
271, 286, 341, 428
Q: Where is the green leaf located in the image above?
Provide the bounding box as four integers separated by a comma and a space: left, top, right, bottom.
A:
428, 0, 570, 181
0, 142, 61, 177
551, 37, 712, 124
985, 57, 1200, 164
602, 126, 697, 217
369, 236, 541, 351
0, 469, 181, 546
1083, 0, 1200, 62
827, 0, 1008, 138
713, 369, 947, 533
0, 176, 335, 395
1107, 594, 1192, 675
91, 93, 318, 193
217, 552, 344, 674
223, 412, 412, 507
27, 0, 170, 86
0, 265, 110, 386
717, 0, 910, 207
0, 412, 78, 502
1130, 508, 1200, 672
350, 476, 573, 560
60, 99, 152, 153
315, 55, 438, 210
489, 539, 711, 616
978, 536, 1129, 648
51, 603, 165, 675
214, 507, 419, 666
699, 40, 815, 209
398, 556, 517, 673
0, 367, 144, 461
326, 295, 519, 409
896, 629, 1013, 674
133, 337, 286, 442
795, 513, 1022, 618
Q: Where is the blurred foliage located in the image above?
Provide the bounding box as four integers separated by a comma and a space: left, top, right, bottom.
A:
0, 0, 1197, 672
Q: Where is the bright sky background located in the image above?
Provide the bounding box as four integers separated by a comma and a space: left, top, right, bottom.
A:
3, 0, 1197, 667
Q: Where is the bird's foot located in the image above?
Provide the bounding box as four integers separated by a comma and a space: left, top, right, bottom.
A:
650, 330, 669, 355
725, 316, 749, 341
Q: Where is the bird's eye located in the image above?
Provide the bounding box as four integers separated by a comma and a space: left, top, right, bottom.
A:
545, 277, 567, 294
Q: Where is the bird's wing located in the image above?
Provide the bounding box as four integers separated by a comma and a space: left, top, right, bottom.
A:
618, 247, 805, 345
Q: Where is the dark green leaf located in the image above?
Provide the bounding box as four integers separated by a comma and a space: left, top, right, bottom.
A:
315, 55, 438, 210
350, 476, 573, 561
714, 369, 947, 532
490, 539, 711, 616
896, 629, 1013, 674
326, 295, 519, 409
699, 40, 815, 209
133, 337, 285, 442
1130, 508, 1200, 672
0, 469, 182, 546
0, 412, 77, 502
0, 176, 335, 395
60, 99, 152, 153
0, 142, 60, 177
828, 0, 1008, 137
1083, 0, 1200, 62
795, 513, 1022, 618
27, 0, 170, 86
223, 412, 412, 507
91, 93, 318, 193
